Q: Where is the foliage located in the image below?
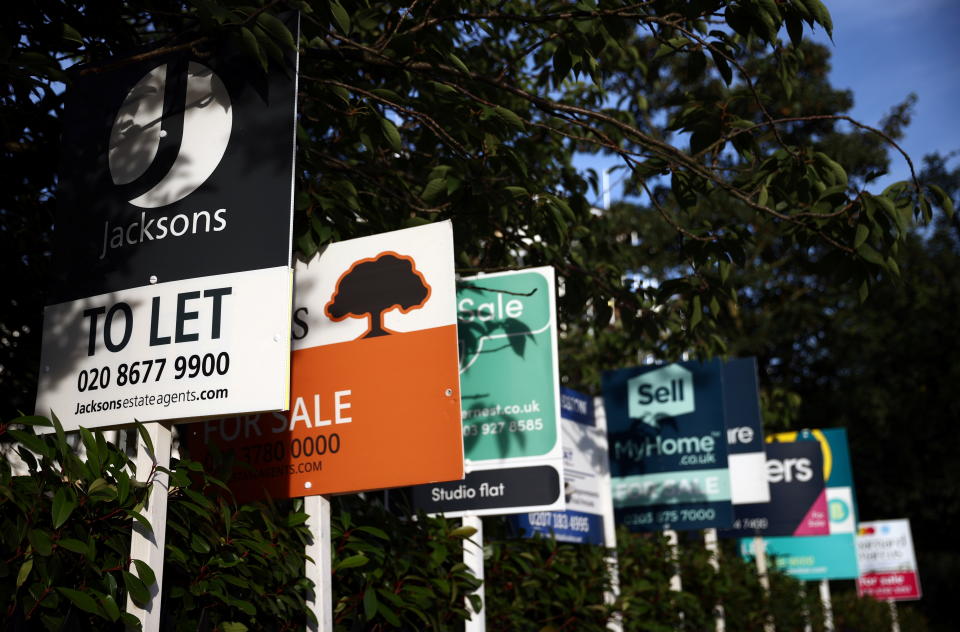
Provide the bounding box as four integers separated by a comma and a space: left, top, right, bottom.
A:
162, 462, 315, 631
484, 519, 612, 631
3, 0, 954, 420
324, 494, 480, 631
0, 416, 153, 630
0, 416, 932, 630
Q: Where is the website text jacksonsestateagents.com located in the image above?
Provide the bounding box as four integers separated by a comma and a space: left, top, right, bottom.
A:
74, 386, 228, 415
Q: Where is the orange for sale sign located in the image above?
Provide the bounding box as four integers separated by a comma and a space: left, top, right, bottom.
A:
184, 222, 463, 500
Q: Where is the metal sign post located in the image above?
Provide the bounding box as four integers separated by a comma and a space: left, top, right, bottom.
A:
127, 422, 172, 630
305, 495, 333, 632
888, 600, 900, 632
463, 515, 486, 632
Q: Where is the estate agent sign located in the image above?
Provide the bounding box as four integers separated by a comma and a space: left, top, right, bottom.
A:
188, 222, 464, 500
36, 43, 299, 431
856, 519, 922, 601
512, 388, 615, 546
603, 360, 734, 532
412, 267, 565, 517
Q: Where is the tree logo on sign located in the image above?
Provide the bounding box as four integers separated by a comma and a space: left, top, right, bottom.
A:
325, 252, 431, 339
108, 60, 232, 208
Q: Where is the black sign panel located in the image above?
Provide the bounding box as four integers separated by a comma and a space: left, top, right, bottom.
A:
412, 465, 561, 515
723, 357, 765, 454
50, 33, 297, 303
721, 442, 828, 537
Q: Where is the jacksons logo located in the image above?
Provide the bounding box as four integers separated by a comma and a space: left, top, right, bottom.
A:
99, 61, 233, 259
99, 208, 227, 259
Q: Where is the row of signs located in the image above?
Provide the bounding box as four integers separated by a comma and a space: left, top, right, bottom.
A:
34, 41, 918, 603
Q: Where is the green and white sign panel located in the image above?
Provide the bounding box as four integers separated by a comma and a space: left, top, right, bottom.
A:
411, 267, 564, 517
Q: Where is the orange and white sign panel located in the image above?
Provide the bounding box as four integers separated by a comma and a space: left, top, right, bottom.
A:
185, 222, 463, 500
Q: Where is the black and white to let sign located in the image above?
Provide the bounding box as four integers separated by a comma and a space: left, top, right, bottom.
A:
36, 33, 299, 432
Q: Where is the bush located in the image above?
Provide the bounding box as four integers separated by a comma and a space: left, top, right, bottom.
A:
0, 417, 930, 632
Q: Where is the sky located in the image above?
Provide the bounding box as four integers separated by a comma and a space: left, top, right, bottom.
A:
580, 0, 960, 206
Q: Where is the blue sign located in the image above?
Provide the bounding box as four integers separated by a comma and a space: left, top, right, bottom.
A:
511, 388, 609, 545
514, 510, 605, 545
603, 360, 733, 532
560, 386, 594, 426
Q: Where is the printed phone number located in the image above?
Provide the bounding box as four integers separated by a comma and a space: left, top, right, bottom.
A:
462, 418, 543, 437
527, 512, 592, 532
624, 508, 716, 527
76, 353, 230, 392
233, 434, 342, 465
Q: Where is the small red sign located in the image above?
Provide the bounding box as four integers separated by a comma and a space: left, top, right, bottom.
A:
856, 571, 922, 601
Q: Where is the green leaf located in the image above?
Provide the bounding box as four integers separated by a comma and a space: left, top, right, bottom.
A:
355, 526, 389, 540
709, 49, 732, 85
58, 538, 89, 555
379, 601, 402, 626
57, 587, 104, 617
690, 295, 703, 330
9, 429, 53, 460
381, 118, 402, 152
133, 559, 157, 588
190, 533, 212, 554
493, 106, 525, 129
297, 229, 318, 258
928, 184, 955, 218
52, 487, 77, 529
98, 592, 121, 622
853, 224, 869, 249
240, 26, 267, 72
329, 0, 351, 33
123, 570, 151, 607
62, 24, 83, 45
856, 243, 885, 267
421, 178, 447, 203
334, 554, 369, 571
256, 13, 295, 50
28, 529, 52, 556
449, 526, 477, 538
221, 623, 249, 632
363, 586, 379, 619
448, 53, 469, 74
135, 421, 155, 462
16, 558, 32, 588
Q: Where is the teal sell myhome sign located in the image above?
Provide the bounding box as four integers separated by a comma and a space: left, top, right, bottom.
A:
602, 360, 733, 531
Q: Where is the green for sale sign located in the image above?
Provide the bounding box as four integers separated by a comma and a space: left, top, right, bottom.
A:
411, 267, 564, 517
458, 270, 557, 459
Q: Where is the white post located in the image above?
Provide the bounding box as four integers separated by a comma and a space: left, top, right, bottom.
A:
888, 599, 900, 632
753, 536, 775, 632
800, 582, 812, 632
127, 422, 172, 630
463, 515, 486, 632
704, 529, 725, 632
305, 495, 333, 632
819, 579, 834, 632
604, 551, 623, 632
665, 529, 682, 592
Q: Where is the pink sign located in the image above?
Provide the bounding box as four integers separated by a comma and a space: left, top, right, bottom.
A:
857, 571, 921, 601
